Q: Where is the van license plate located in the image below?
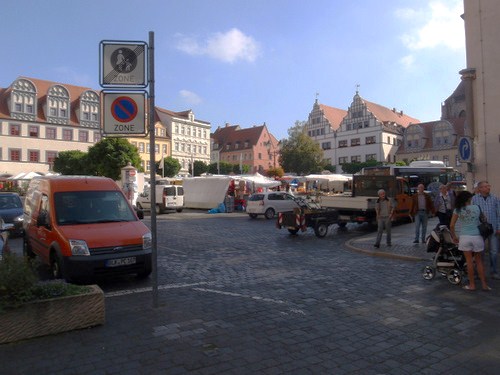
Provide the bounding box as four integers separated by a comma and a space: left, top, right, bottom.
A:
106, 257, 136, 267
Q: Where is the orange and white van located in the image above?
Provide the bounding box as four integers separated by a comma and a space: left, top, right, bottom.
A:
23, 176, 152, 282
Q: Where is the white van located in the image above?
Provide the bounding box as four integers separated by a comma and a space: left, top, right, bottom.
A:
136, 185, 184, 214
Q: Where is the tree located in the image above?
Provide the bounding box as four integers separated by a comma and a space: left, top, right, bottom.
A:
190, 160, 209, 176
53, 150, 91, 175
339, 160, 382, 174
87, 138, 143, 180
266, 167, 284, 178
160, 157, 181, 177
280, 121, 324, 175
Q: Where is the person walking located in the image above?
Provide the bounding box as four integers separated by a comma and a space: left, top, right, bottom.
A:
410, 183, 435, 243
434, 184, 454, 227
374, 189, 395, 248
450, 190, 491, 291
471, 180, 500, 279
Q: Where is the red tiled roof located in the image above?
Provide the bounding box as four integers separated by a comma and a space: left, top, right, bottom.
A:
213, 124, 278, 150
363, 98, 420, 127
0, 76, 98, 125
319, 104, 347, 130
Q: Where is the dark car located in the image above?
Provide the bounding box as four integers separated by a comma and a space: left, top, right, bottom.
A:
0, 192, 24, 237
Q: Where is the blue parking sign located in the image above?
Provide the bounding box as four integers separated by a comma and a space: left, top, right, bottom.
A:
458, 137, 472, 162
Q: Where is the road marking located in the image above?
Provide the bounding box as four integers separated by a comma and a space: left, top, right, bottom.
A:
192, 287, 286, 305
105, 282, 212, 298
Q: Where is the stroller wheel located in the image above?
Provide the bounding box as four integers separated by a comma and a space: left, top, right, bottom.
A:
447, 269, 462, 285
422, 265, 435, 280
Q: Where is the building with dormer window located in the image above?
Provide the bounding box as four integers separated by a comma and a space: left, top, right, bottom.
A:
305, 91, 419, 173
0, 77, 102, 176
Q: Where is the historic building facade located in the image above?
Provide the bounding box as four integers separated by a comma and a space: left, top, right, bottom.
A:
0, 76, 210, 178
462, 0, 500, 191
305, 92, 419, 173
155, 107, 211, 176
211, 123, 280, 174
0, 77, 102, 176
396, 81, 466, 171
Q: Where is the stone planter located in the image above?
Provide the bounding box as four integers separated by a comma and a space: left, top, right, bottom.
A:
0, 284, 105, 344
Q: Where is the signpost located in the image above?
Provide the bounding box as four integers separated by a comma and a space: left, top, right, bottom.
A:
102, 92, 146, 135
100, 42, 147, 87
99, 34, 158, 307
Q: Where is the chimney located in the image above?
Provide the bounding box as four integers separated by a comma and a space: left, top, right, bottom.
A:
400, 110, 403, 115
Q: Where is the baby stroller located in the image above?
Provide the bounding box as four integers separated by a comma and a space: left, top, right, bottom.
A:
422, 225, 466, 285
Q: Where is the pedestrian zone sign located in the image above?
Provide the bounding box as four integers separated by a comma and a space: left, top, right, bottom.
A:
100, 41, 147, 87
102, 92, 146, 135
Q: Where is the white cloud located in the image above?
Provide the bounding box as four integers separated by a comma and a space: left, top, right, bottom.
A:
179, 89, 202, 105
400, 55, 415, 69
175, 28, 260, 63
398, 1, 464, 51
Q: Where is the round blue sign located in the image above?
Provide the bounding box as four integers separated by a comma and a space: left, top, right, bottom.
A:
111, 96, 138, 123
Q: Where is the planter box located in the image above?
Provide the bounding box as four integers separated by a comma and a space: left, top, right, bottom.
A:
0, 284, 105, 344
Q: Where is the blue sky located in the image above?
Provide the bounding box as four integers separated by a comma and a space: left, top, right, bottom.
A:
1, 0, 465, 140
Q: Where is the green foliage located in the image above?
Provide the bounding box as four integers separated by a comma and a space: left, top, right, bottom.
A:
207, 161, 237, 175
0, 254, 38, 309
322, 164, 336, 173
280, 121, 324, 175
87, 138, 143, 180
0, 254, 90, 311
190, 160, 209, 176
160, 157, 181, 177
395, 160, 407, 166
340, 160, 382, 174
266, 167, 284, 178
53, 150, 91, 175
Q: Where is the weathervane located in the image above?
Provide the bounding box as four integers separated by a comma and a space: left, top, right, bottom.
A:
355, 84, 360, 94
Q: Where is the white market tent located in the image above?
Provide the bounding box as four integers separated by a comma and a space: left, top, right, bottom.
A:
239, 172, 281, 189
304, 173, 352, 192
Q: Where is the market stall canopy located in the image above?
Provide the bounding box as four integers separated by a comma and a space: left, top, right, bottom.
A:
239, 173, 281, 188
304, 174, 352, 182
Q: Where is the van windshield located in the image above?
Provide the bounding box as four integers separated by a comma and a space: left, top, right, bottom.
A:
54, 191, 136, 225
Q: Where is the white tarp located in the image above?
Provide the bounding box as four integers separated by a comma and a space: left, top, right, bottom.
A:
239, 172, 280, 189
305, 174, 352, 192
182, 176, 232, 209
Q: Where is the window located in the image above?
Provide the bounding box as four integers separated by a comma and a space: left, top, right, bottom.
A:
83, 112, 90, 120
351, 155, 361, 163
351, 138, 360, 146
26, 104, 34, 114
63, 129, 72, 141
46, 151, 57, 165
366, 154, 377, 161
387, 136, 390, 144
29, 150, 39, 162
78, 130, 89, 142
15, 103, 22, 112
365, 136, 375, 144
258, 153, 262, 160
321, 142, 331, 150
10, 124, 20, 136
162, 145, 167, 155
60, 109, 67, 118
339, 140, 348, 148
138, 143, 145, 153
338, 156, 348, 164
94, 132, 101, 143
46, 127, 57, 139
10, 149, 21, 161
50, 107, 57, 116
29, 126, 39, 138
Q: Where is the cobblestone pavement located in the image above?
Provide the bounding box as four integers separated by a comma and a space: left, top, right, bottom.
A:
1, 212, 500, 374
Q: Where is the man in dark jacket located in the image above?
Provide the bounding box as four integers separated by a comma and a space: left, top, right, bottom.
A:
410, 184, 435, 243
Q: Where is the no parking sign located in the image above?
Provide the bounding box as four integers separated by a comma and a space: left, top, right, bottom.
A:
102, 92, 146, 135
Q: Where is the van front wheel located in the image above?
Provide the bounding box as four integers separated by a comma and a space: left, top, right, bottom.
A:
50, 253, 64, 279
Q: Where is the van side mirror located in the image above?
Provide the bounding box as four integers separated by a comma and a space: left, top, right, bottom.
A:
37, 210, 50, 228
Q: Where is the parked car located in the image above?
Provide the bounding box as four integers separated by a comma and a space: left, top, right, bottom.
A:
246, 191, 301, 219
0, 218, 14, 261
23, 176, 152, 282
0, 192, 24, 237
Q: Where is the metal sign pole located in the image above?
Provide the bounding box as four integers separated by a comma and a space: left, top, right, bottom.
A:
148, 31, 158, 308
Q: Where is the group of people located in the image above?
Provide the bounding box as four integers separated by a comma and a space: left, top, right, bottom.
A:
374, 181, 500, 291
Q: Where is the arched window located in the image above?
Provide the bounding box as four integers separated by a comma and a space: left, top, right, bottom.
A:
10, 78, 37, 121
47, 85, 70, 124
80, 90, 100, 128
